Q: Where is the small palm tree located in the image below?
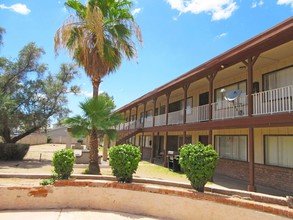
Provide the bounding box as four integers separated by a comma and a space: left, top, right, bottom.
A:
63, 94, 123, 174
54, 0, 142, 97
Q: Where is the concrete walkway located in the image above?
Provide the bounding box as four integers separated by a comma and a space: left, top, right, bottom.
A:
0, 209, 158, 220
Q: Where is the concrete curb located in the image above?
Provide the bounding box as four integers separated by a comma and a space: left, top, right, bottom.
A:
0, 173, 288, 207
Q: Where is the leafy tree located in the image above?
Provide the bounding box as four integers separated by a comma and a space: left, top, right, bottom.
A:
54, 0, 142, 97
63, 94, 123, 174
0, 42, 79, 143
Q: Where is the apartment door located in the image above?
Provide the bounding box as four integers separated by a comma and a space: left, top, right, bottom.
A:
153, 136, 164, 159
199, 135, 209, 146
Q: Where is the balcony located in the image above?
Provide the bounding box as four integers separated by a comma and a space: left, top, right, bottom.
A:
168, 110, 184, 125
155, 114, 166, 126
186, 104, 209, 123
118, 86, 293, 131
212, 95, 248, 120
253, 85, 293, 115
144, 117, 153, 128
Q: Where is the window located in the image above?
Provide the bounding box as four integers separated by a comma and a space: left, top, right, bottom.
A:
215, 81, 247, 102
215, 135, 247, 161
169, 97, 192, 113
155, 105, 166, 116
265, 136, 293, 168
263, 66, 293, 90
169, 100, 182, 112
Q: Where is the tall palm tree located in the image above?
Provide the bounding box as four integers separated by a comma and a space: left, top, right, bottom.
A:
63, 94, 123, 174
54, 0, 142, 97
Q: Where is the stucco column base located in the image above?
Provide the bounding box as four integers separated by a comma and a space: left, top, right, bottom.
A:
247, 185, 256, 192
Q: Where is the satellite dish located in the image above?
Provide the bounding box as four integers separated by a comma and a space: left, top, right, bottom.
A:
224, 89, 242, 102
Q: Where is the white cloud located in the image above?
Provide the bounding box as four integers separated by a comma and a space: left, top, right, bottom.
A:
165, 0, 238, 21
132, 8, 142, 16
216, 32, 228, 39
252, 0, 264, 8
79, 90, 92, 97
0, 3, 31, 15
277, 0, 293, 8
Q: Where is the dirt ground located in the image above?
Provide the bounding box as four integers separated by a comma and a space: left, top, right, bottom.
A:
0, 144, 188, 186
0, 144, 110, 186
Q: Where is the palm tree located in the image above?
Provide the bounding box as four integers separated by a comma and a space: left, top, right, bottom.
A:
54, 0, 142, 97
63, 94, 123, 174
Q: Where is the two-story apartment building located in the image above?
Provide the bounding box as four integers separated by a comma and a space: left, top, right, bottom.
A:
115, 17, 293, 193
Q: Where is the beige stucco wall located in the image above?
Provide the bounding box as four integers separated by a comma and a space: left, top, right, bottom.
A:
0, 184, 289, 220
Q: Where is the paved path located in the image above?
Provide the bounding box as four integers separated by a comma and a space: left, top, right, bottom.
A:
0, 209, 158, 220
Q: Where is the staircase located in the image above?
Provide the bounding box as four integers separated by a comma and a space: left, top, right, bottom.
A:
116, 128, 142, 145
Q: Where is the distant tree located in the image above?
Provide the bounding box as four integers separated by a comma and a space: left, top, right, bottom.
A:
0, 42, 79, 143
63, 94, 123, 174
0, 27, 5, 46
54, 0, 142, 97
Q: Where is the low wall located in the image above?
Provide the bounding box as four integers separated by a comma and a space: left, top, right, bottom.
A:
216, 159, 293, 193
17, 134, 47, 145
0, 180, 292, 220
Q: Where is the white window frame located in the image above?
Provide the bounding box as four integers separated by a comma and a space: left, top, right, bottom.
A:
265, 135, 293, 168
215, 135, 248, 161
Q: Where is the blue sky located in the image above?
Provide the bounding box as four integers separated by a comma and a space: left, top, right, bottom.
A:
1, 0, 293, 119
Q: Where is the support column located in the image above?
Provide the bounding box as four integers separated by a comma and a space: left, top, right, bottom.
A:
207, 72, 216, 121
150, 132, 155, 163
156, 132, 160, 160
163, 132, 168, 167
248, 127, 256, 192
152, 98, 157, 127
183, 131, 186, 145
183, 84, 190, 124
208, 129, 212, 145
142, 103, 146, 128
165, 93, 170, 126
134, 106, 138, 129
207, 72, 217, 144
128, 109, 131, 130
243, 55, 258, 116
243, 55, 258, 192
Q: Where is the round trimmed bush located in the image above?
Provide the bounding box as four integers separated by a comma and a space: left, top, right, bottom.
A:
52, 148, 75, 179
109, 144, 141, 183
179, 143, 219, 192
0, 143, 30, 160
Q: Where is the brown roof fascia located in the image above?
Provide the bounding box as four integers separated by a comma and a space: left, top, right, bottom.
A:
116, 17, 293, 113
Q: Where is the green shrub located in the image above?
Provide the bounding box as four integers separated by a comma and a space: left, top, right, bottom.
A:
109, 144, 141, 183
52, 148, 75, 179
40, 174, 57, 185
0, 143, 30, 160
179, 143, 219, 192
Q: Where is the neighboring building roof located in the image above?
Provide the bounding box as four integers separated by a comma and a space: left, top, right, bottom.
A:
116, 17, 293, 112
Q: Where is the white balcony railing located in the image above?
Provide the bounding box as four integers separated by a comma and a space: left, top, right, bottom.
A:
168, 110, 184, 125
129, 120, 136, 129
144, 117, 153, 128
117, 86, 293, 130
212, 95, 248, 120
253, 85, 293, 115
155, 114, 166, 126
186, 104, 209, 123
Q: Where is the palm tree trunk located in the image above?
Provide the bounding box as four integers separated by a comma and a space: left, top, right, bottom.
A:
92, 77, 101, 97
89, 128, 100, 174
